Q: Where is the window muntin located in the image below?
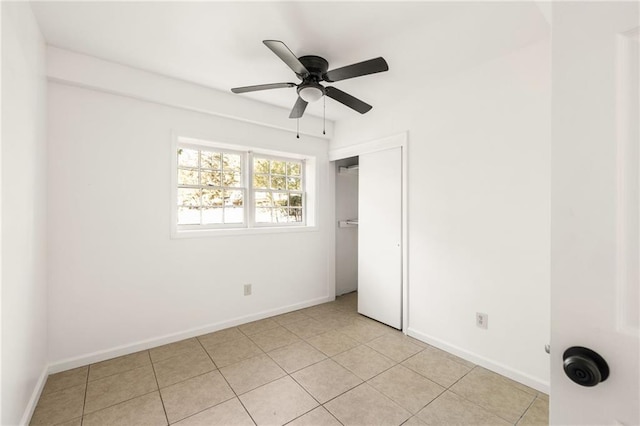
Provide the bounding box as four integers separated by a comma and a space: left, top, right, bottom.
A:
253, 156, 304, 225
177, 147, 245, 227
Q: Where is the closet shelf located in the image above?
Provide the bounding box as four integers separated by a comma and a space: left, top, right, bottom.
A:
338, 165, 359, 175
338, 219, 359, 228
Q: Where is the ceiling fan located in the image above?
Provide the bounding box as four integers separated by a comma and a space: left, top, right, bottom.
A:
231, 40, 389, 120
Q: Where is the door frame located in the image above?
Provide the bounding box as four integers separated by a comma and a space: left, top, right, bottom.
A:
329, 131, 409, 333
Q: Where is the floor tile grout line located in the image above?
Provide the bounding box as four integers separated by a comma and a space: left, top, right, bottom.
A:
195, 334, 259, 426
353, 352, 401, 383
362, 358, 447, 418
514, 393, 540, 425
80, 389, 159, 420
155, 366, 218, 391
321, 404, 346, 426
83, 361, 157, 393
196, 332, 253, 353
149, 338, 207, 365
148, 352, 170, 426
79, 366, 90, 426
445, 364, 476, 390
287, 367, 327, 406
263, 345, 328, 375
323, 381, 411, 420
282, 403, 342, 426
399, 351, 475, 388
447, 365, 537, 424
38, 367, 87, 396
165, 395, 237, 426
444, 366, 522, 424
84, 350, 154, 384
407, 361, 477, 419
198, 331, 269, 370
417, 344, 478, 370
46, 355, 151, 397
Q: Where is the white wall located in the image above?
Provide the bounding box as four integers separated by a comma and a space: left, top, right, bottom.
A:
1, 2, 49, 424
332, 39, 551, 391
335, 158, 358, 295
47, 80, 333, 367
46, 47, 333, 140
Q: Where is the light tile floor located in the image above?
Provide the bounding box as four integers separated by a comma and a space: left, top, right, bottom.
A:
31, 292, 549, 425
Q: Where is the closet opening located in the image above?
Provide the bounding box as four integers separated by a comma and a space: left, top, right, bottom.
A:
335, 156, 360, 297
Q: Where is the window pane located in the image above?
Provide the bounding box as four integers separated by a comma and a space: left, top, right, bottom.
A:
254, 158, 270, 174
289, 193, 303, 207
178, 188, 201, 207
202, 208, 223, 224
255, 191, 272, 207
273, 207, 288, 223
223, 172, 241, 187
201, 171, 222, 186
271, 161, 286, 175
202, 189, 224, 207
271, 176, 286, 190
255, 208, 272, 223
201, 151, 222, 170
224, 207, 244, 224
224, 153, 241, 171
178, 168, 198, 185
178, 207, 200, 224
178, 148, 198, 167
272, 192, 288, 208
254, 174, 269, 189
287, 162, 301, 176
225, 190, 244, 207
289, 208, 303, 222
287, 177, 301, 190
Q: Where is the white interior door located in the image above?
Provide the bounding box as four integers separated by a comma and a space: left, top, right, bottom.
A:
551, 3, 639, 424
358, 146, 402, 329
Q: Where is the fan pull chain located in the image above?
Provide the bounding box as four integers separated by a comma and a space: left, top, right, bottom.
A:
296, 118, 300, 139
323, 95, 326, 135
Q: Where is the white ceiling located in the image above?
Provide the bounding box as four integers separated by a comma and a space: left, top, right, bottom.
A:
31, 1, 549, 121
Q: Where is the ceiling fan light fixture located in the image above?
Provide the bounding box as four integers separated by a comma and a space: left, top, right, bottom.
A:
298, 84, 324, 103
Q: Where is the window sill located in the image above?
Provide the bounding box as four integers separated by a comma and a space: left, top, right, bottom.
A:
171, 225, 319, 239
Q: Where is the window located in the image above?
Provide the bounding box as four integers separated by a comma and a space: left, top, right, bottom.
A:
173, 137, 315, 235
253, 156, 304, 224
176, 147, 245, 227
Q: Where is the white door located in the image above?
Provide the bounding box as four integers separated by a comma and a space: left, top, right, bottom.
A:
551, 2, 639, 424
358, 146, 402, 329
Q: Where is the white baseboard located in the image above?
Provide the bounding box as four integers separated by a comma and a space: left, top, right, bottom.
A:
48, 295, 333, 374
19, 364, 48, 426
407, 328, 550, 395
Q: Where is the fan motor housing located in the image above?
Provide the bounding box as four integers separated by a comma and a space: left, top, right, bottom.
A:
298, 55, 329, 79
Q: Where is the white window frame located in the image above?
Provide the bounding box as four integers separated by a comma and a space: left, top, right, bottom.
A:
176, 143, 248, 230
171, 135, 318, 238
250, 153, 306, 228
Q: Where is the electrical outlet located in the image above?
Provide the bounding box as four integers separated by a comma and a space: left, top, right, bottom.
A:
244, 284, 252, 296
476, 312, 488, 329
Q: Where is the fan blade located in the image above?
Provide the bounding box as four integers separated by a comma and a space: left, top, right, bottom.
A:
263, 40, 309, 77
323, 57, 389, 82
325, 86, 372, 114
289, 97, 308, 119
231, 82, 296, 94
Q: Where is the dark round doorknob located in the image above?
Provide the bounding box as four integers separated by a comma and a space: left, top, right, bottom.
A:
563, 346, 609, 387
